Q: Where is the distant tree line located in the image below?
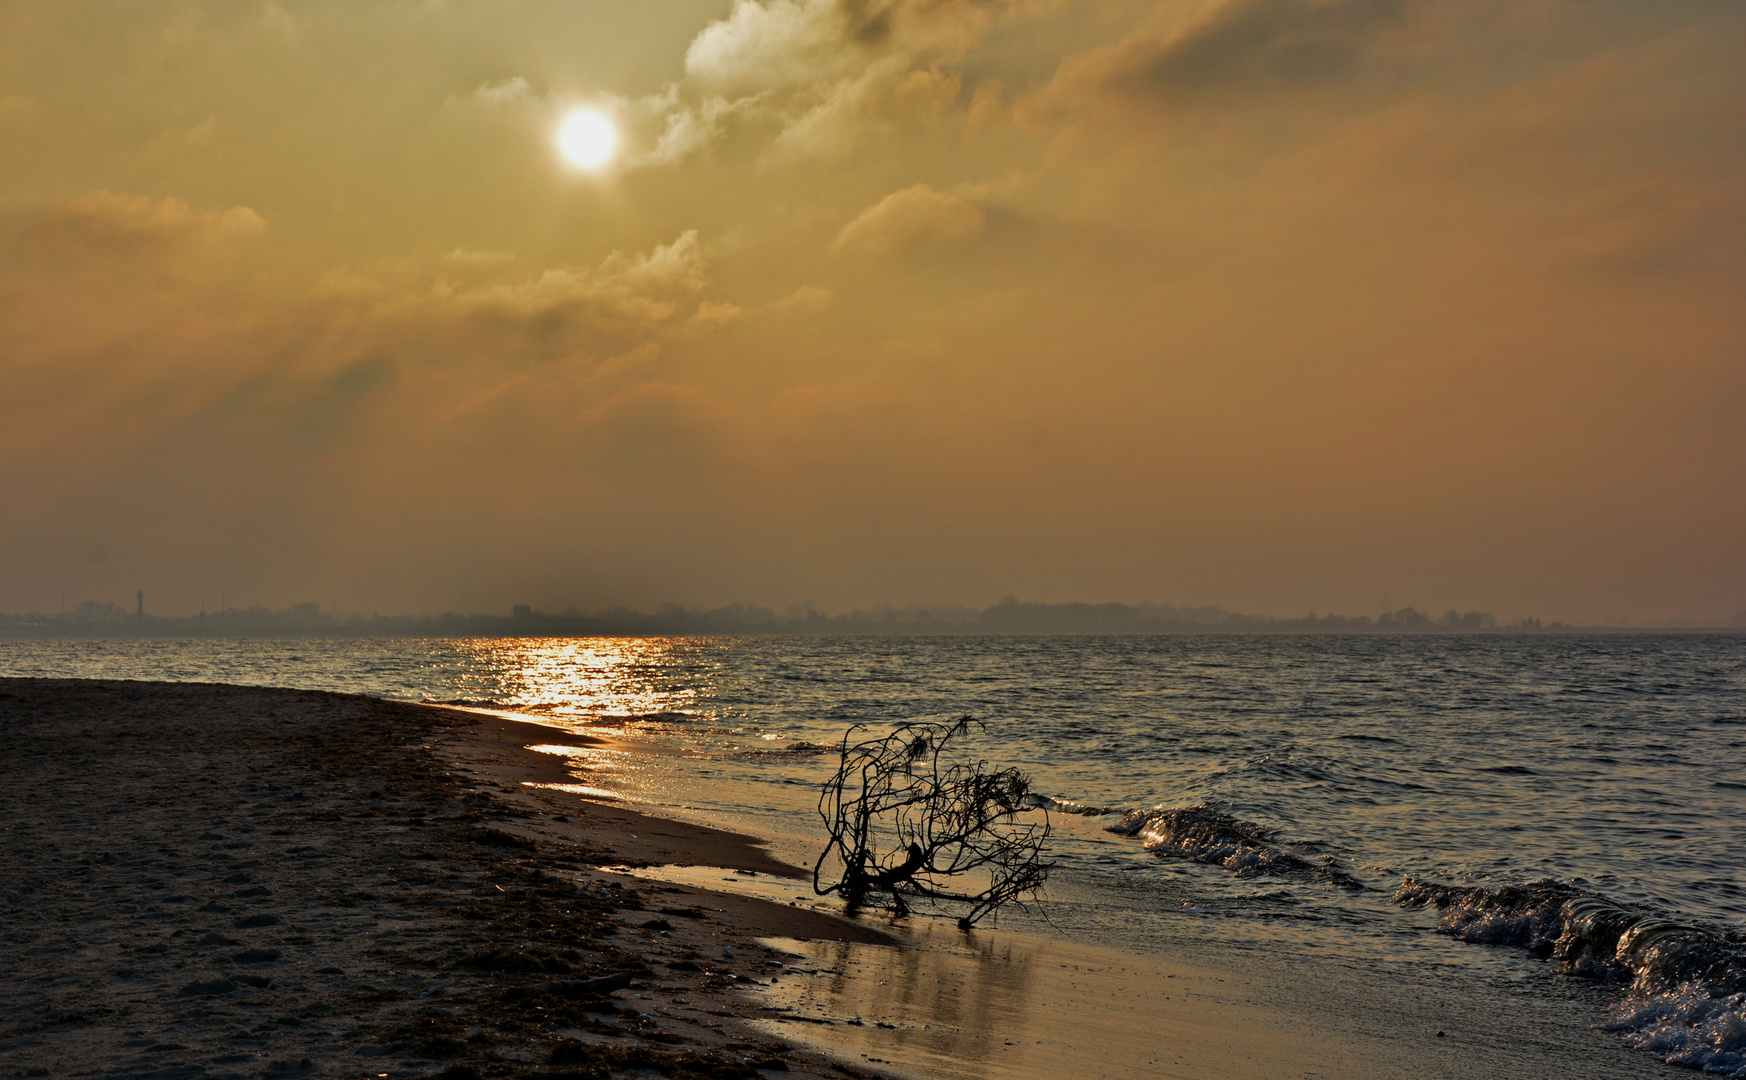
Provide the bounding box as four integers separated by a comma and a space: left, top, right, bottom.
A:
2, 595, 1727, 638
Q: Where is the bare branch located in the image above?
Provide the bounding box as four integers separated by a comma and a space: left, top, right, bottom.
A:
813, 717, 1052, 929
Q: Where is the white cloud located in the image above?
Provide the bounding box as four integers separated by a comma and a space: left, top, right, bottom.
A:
642, 94, 761, 166
448, 3, 1013, 170
671, 0, 1014, 166
685, 0, 854, 95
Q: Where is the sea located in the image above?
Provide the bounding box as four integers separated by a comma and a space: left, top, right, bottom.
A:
3, 633, 1742, 1077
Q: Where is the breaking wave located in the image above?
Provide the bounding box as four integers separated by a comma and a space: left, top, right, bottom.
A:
1102, 803, 1363, 889
419, 700, 701, 726
1052, 794, 1746, 1075
725, 741, 835, 759
1032, 795, 1121, 817
594, 710, 700, 724
1395, 877, 1746, 1076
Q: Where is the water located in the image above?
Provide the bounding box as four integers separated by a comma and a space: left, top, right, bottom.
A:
3, 633, 1743, 1075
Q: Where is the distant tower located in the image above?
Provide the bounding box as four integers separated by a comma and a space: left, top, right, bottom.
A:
137, 589, 144, 618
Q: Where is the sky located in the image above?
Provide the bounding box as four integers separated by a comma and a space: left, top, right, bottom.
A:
1, 0, 1742, 624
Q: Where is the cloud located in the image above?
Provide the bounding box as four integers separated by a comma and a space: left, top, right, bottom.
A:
777, 284, 834, 311
671, 0, 1009, 164
685, 0, 861, 95
767, 60, 961, 162
693, 300, 745, 325
596, 230, 710, 301
327, 355, 397, 397
1053, 0, 1407, 105
834, 184, 985, 255
473, 76, 535, 105
687, 0, 1005, 91
2, 0, 1738, 623
579, 381, 731, 476
442, 248, 515, 267
456, 74, 754, 172
318, 231, 709, 339
439, 1, 1016, 172
47, 191, 266, 247
641, 93, 761, 165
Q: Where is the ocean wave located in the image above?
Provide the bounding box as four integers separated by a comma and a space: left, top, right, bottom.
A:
1105, 804, 1362, 889
1391, 877, 1575, 954
1604, 984, 1746, 1078
1394, 877, 1746, 1076
725, 741, 835, 759
601, 711, 699, 724
1033, 795, 1123, 817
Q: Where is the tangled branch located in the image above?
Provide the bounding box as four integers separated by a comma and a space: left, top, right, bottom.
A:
813, 717, 1052, 929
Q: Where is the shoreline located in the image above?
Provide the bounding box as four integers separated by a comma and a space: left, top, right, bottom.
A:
0, 677, 1683, 1080
0, 678, 891, 1080
427, 696, 1681, 1080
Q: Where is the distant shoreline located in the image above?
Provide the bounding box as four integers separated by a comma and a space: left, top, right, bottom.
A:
12, 597, 1741, 639
4, 625, 1739, 639
5, 618, 1742, 640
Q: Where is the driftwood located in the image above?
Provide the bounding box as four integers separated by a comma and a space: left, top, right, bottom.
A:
813, 717, 1051, 929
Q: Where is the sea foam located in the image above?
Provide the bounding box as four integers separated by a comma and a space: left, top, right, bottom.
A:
1395, 877, 1746, 1076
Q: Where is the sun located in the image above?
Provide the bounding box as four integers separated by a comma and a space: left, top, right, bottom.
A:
557, 108, 618, 170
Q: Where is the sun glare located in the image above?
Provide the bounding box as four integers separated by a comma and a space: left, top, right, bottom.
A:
557, 108, 618, 170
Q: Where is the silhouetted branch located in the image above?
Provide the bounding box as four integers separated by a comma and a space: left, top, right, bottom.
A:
813, 717, 1052, 929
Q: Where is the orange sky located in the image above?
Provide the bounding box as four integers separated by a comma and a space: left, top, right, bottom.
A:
1, 0, 1741, 623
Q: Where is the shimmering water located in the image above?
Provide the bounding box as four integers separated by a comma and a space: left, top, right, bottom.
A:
4, 633, 1742, 1074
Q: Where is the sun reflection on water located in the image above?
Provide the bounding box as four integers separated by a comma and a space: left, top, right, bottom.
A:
442, 637, 703, 731
429, 637, 743, 808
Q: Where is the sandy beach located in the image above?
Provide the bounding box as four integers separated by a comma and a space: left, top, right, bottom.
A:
0, 678, 1676, 1080
0, 679, 897, 1080
0, 678, 1379, 1080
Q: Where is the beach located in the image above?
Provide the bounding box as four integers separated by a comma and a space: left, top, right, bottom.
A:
0, 679, 895, 1079
0, 673, 1714, 1079
2, 677, 1394, 1080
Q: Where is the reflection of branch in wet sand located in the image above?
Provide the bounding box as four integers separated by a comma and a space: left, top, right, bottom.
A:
753, 924, 1355, 1080
921, 937, 1032, 1064
798, 930, 1037, 1072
